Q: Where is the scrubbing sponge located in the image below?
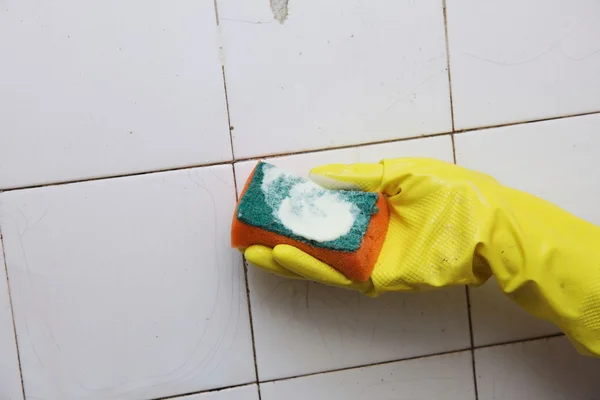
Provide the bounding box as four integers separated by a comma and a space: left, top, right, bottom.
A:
231, 162, 389, 282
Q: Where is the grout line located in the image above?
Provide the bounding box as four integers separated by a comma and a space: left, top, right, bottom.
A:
211, 0, 220, 26
442, 0, 455, 132
221, 64, 237, 162
474, 332, 565, 351
453, 109, 600, 135
231, 163, 239, 197
213, 0, 236, 162
0, 230, 27, 400
4, 108, 600, 193
229, 165, 262, 400
0, 160, 235, 192
233, 132, 453, 162
241, 257, 262, 400
450, 134, 457, 164
154, 381, 255, 400
259, 332, 565, 385
259, 347, 472, 385
444, 0, 458, 167
464, 287, 479, 400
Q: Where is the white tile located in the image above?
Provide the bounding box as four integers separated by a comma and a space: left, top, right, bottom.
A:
0, 241, 23, 400
234, 137, 469, 379
177, 385, 259, 400
219, 0, 452, 158
455, 114, 600, 226
0, 166, 254, 399
468, 280, 559, 346
475, 336, 600, 400
247, 272, 468, 380
455, 115, 600, 344
0, 1, 231, 189
260, 351, 475, 400
447, 0, 600, 129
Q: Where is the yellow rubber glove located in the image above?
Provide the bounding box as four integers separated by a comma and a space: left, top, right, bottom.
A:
244, 158, 600, 356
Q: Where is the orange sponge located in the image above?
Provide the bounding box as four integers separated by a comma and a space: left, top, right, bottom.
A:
231, 162, 389, 282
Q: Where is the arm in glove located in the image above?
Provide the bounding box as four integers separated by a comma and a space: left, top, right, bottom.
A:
244, 158, 600, 356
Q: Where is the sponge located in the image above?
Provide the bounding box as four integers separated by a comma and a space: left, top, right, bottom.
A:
231, 162, 389, 282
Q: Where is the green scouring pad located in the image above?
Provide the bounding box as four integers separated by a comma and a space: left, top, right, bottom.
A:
236, 161, 378, 251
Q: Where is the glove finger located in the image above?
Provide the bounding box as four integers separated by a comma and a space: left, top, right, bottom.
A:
272, 245, 372, 292
310, 158, 459, 197
244, 245, 304, 279
309, 163, 384, 192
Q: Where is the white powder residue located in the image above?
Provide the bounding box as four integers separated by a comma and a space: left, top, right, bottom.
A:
270, 0, 289, 24
261, 164, 357, 242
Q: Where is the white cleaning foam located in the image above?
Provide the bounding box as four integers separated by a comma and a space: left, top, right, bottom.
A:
261, 164, 291, 193
261, 165, 357, 242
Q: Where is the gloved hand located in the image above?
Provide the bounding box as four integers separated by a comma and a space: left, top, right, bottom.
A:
244, 158, 600, 356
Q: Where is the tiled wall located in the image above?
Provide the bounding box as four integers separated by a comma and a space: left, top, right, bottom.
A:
1, 0, 600, 399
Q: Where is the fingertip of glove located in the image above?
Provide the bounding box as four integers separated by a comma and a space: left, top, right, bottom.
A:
243, 245, 273, 267
244, 244, 271, 256
309, 172, 361, 190
309, 163, 383, 192
271, 244, 303, 261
